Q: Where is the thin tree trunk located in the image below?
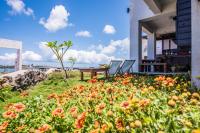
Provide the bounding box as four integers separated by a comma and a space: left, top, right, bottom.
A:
60, 59, 68, 80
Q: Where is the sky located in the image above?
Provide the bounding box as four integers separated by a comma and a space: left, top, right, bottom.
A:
0, 0, 130, 67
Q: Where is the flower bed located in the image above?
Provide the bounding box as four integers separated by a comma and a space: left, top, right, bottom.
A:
0, 75, 200, 132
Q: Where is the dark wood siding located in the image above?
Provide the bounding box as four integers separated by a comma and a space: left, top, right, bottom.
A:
176, 0, 191, 46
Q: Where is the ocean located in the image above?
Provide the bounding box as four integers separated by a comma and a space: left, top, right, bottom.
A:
0, 68, 15, 73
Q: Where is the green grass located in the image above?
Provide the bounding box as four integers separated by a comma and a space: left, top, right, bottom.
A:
0, 71, 96, 113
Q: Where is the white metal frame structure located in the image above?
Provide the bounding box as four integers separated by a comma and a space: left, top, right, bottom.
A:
0, 38, 22, 71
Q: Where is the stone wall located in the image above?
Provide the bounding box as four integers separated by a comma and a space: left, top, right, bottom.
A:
1, 71, 47, 91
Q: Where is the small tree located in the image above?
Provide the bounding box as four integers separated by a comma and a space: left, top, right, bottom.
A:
68, 57, 77, 70
46, 41, 72, 80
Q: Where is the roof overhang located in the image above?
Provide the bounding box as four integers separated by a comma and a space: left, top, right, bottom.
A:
144, 0, 176, 14
140, 11, 176, 36
144, 0, 162, 14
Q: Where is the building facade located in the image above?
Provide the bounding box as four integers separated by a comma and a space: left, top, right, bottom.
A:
130, 0, 200, 87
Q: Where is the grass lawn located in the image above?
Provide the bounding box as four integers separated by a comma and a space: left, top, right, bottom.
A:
0, 72, 200, 132
0, 71, 90, 113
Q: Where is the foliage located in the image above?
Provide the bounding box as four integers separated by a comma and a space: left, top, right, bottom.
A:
0, 74, 200, 132
46, 41, 73, 80
68, 57, 77, 70
0, 71, 87, 113
0, 86, 13, 102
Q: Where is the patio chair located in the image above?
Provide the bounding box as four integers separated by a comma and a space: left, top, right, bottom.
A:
119, 60, 135, 75
108, 60, 123, 76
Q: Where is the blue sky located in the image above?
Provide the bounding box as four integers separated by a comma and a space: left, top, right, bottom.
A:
0, 0, 129, 67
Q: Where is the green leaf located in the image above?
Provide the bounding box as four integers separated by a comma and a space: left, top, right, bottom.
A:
0, 96, 5, 102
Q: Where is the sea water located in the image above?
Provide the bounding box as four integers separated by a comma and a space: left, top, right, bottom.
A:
0, 68, 15, 73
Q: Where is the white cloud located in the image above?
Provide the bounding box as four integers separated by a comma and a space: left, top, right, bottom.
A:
38, 42, 115, 64
39, 5, 70, 32
23, 51, 42, 61
0, 51, 42, 62
103, 25, 116, 34
6, 0, 34, 16
37, 38, 129, 65
38, 41, 52, 56
60, 50, 115, 64
99, 38, 130, 55
0, 53, 16, 61
75, 31, 92, 37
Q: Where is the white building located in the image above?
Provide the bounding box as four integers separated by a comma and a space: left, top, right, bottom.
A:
130, 0, 200, 87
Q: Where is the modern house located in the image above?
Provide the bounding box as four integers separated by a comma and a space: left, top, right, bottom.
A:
0, 38, 22, 71
129, 0, 200, 87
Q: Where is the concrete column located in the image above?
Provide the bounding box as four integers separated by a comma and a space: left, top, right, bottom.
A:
147, 33, 156, 60
192, 0, 200, 88
129, 0, 154, 72
15, 48, 22, 70
130, 9, 140, 72
130, 20, 142, 72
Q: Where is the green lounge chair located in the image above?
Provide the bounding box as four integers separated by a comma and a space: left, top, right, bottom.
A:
119, 60, 135, 75
108, 60, 123, 76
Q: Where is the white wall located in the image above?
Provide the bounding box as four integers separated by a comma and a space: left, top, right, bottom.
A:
192, 0, 200, 88
130, 0, 154, 72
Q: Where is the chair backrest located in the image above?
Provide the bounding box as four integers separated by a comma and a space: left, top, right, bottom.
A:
108, 60, 122, 75
120, 60, 135, 74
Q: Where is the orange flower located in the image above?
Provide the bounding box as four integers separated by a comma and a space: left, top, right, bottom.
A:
95, 103, 106, 115
122, 79, 130, 85
52, 108, 64, 118
2, 110, 18, 119
70, 107, 77, 113
89, 92, 98, 99
4, 103, 13, 111
47, 93, 58, 100
98, 103, 106, 110
106, 88, 114, 94
155, 76, 176, 87
134, 120, 142, 128
101, 124, 108, 132
77, 85, 85, 92
107, 110, 113, 117
12, 103, 26, 112
75, 112, 87, 129
94, 121, 100, 129
20, 91, 29, 97
120, 101, 130, 109
138, 99, 150, 107
115, 118, 124, 131
15, 125, 26, 132
192, 129, 200, 133
168, 100, 176, 107
69, 107, 78, 118
154, 76, 165, 82
88, 77, 97, 84
35, 124, 51, 133
90, 129, 99, 133
0, 121, 9, 131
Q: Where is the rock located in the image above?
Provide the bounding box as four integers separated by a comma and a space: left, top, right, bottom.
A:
1, 70, 47, 91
